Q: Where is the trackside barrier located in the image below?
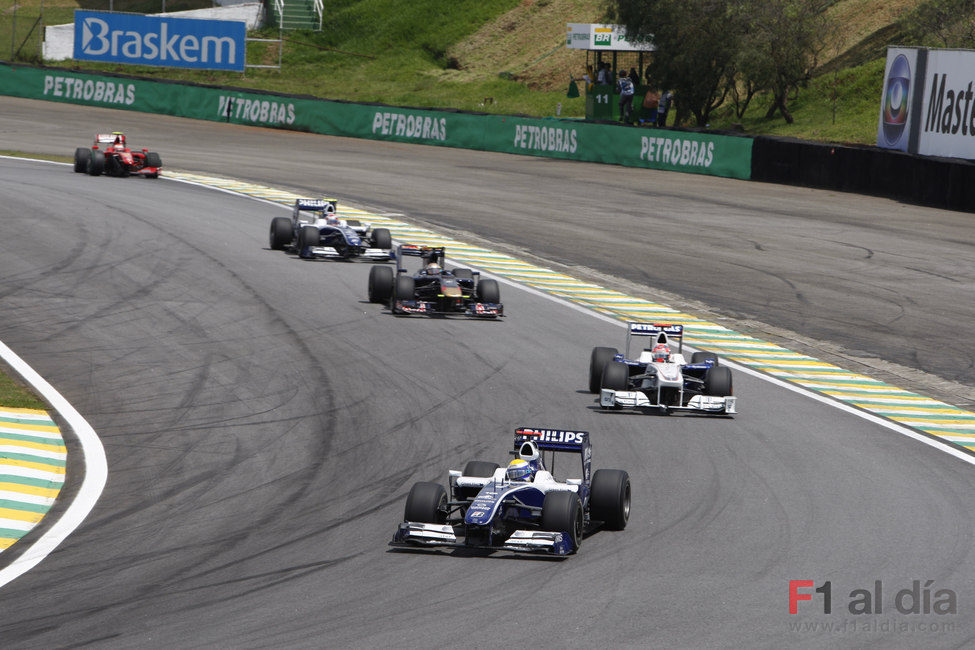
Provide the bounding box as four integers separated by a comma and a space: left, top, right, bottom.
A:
0, 62, 753, 180
751, 135, 975, 212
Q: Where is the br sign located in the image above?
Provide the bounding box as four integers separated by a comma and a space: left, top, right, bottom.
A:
73, 11, 245, 72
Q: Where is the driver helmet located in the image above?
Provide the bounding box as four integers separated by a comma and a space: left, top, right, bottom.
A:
325, 214, 340, 225
651, 344, 671, 362
425, 262, 441, 273
506, 458, 536, 482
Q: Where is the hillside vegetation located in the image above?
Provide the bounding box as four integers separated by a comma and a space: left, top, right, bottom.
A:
0, 0, 929, 144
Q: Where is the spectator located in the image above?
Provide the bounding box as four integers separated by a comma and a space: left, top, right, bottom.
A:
596, 62, 609, 85
641, 87, 660, 126
628, 67, 640, 87
657, 89, 673, 127
617, 70, 635, 123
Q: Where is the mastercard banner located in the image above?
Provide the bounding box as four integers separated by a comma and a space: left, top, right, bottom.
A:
916, 48, 975, 159
876, 47, 919, 152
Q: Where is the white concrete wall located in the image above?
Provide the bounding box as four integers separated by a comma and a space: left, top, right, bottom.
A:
43, 3, 265, 61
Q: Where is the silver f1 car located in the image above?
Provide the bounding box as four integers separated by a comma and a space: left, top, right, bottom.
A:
268, 198, 393, 261
590, 323, 736, 415
391, 427, 630, 557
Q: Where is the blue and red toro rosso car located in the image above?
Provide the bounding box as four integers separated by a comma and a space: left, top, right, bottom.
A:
391, 427, 630, 557
367, 245, 503, 318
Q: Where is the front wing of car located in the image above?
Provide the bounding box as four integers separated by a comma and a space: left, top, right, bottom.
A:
392, 299, 503, 317
390, 522, 573, 556
600, 389, 737, 414
305, 245, 394, 260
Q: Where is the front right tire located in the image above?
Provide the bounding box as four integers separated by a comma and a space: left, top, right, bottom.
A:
589, 346, 618, 393
590, 469, 631, 530
87, 150, 105, 176
269, 217, 293, 250
601, 360, 629, 391
368, 265, 394, 303
404, 482, 447, 524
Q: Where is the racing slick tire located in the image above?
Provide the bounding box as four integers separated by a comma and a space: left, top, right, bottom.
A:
404, 482, 447, 524
87, 150, 105, 176
541, 491, 583, 551
452, 268, 474, 281
462, 461, 499, 478
368, 265, 394, 303
590, 469, 631, 530
589, 346, 619, 393
704, 366, 733, 396
298, 225, 320, 257
144, 152, 162, 178
371, 228, 392, 249
691, 351, 719, 365
74, 148, 90, 173
394, 275, 415, 301
269, 217, 293, 250
601, 360, 629, 391
476, 279, 500, 304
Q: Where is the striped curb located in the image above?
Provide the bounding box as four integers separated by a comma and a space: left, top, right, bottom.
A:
165, 170, 975, 452
0, 409, 65, 552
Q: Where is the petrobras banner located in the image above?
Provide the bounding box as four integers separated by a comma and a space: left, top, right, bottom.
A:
0, 64, 752, 180
876, 48, 918, 152
565, 23, 654, 52
917, 48, 975, 159
73, 10, 246, 72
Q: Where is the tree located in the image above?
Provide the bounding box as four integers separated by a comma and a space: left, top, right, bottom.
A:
903, 0, 975, 48
610, 0, 745, 127
735, 0, 831, 124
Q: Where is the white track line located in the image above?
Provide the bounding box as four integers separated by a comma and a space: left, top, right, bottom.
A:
0, 340, 107, 588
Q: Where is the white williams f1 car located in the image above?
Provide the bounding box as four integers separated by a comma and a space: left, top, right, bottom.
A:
269, 198, 393, 261
590, 323, 736, 415
391, 428, 630, 557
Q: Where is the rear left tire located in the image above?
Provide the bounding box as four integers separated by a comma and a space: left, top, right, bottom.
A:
74, 148, 90, 173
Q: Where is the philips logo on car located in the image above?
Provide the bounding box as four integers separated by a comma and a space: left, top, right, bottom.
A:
73, 11, 245, 72
517, 428, 588, 444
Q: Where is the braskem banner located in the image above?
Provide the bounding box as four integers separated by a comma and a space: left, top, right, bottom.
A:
73, 11, 245, 72
0, 64, 752, 179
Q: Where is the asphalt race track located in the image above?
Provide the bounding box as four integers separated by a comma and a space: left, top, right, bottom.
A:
0, 99, 974, 646
2, 96, 974, 409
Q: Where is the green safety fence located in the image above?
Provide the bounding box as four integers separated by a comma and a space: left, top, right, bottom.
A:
0, 63, 753, 180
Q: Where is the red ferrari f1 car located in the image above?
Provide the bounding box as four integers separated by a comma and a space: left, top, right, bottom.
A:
73, 132, 162, 178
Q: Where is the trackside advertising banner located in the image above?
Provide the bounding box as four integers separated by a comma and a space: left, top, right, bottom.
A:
73, 11, 245, 72
877, 47, 919, 152
877, 46, 975, 159
0, 64, 752, 179
917, 48, 975, 159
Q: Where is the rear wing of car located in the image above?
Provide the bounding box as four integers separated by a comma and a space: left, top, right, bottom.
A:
626, 322, 683, 356
514, 427, 591, 483
294, 198, 337, 215
95, 132, 124, 145
396, 244, 446, 271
